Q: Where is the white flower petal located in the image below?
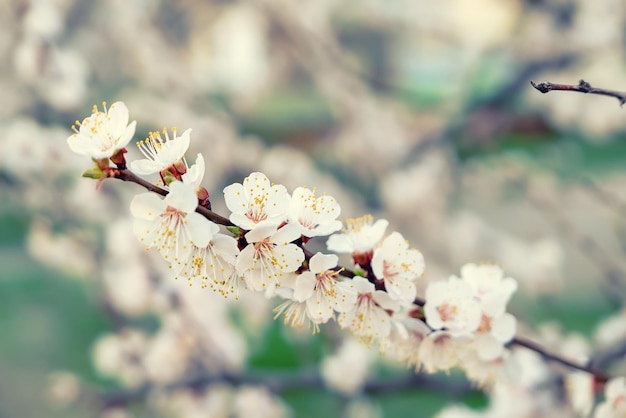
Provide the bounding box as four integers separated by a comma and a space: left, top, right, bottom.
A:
293, 272, 316, 302
130, 193, 166, 220
129, 159, 168, 175
187, 214, 217, 248
490, 313, 516, 343
165, 181, 198, 214
309, 253, 338, 273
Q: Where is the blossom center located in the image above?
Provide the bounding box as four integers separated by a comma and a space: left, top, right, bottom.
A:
437, 303, 458, 322
316, 271, 338, 297
246, 196, 268, 223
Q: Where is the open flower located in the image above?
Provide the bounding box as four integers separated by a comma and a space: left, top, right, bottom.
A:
292, 252, 356, 323
224, 172, 290, 230
326, 215, 388, 265
235, 224, 304, 293
129, 128, 191, 175
418, 331, 461, 374
172, 219, 242, 297
381, 312, 431, 370
67, 101, 136, 159
371, 232, 425, 304
273, 274, 322, 334
130, 181, 214, 266
461, 263, 517, 317
287, 187, 342, 238
338, 276, 399, 343
424, 277, 482, 337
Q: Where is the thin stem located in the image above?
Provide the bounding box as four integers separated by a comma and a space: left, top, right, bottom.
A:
530, 79, 626, 106
511, 336, 610, 383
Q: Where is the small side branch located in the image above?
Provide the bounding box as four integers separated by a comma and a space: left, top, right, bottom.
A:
530, 79, 626, 106
511, 336, 611, 383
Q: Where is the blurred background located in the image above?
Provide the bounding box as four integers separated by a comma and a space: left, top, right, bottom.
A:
1, 0, 626, 416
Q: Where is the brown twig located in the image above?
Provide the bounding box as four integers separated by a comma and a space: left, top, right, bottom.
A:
511, 336, 610, 383
530, 79, 626, 106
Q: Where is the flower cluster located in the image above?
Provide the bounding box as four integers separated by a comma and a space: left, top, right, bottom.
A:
67, 101, 521, 387
421, 264, 517, 384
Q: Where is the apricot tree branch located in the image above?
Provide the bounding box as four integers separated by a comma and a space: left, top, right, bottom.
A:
112, 169, 615, 385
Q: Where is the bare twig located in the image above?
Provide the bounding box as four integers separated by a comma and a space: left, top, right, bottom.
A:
531, 79, 626, 106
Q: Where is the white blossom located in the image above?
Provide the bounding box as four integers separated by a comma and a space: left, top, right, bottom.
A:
236, 224, 304, 293
233, 385, 291, 418
459, 348, 509, 387
461, 263, 517, 317
565, 372, 595, 417
321, 339, 373, 395
91, 329, 148, 387
418, 331, 461, 374
292, 252, 356, 323
129, 128, 192, 175
338, 276, 399, 343
424, 277, 482, 337
224, 172, 290, 230
472, 313, 517, 361
130, 181, 214, 266
327, 215, 388, 259
173, 221, 242, 298
67, 101, 136, 159
381, 312, 431, 370
462, 263, 518, 360
287, 187, 342, 238
274, 271, 334, 334
371, 231, 425, 303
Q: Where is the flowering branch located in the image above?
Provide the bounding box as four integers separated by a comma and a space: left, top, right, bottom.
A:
66, 100, 622, 416
530, 79, 626, 106
110, 163, 616, 385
